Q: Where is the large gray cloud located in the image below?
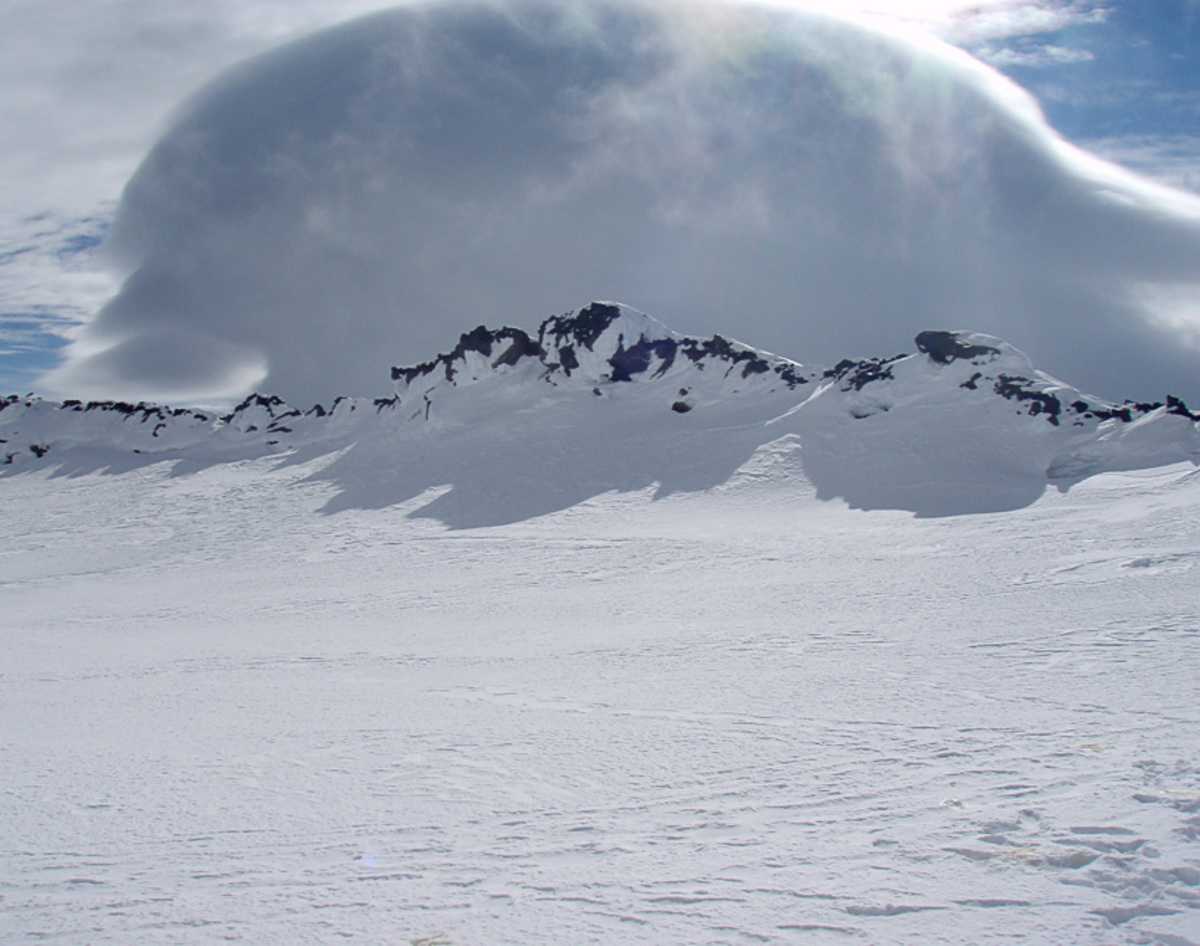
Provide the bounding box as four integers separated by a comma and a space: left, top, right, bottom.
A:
47, 0, 1200, 403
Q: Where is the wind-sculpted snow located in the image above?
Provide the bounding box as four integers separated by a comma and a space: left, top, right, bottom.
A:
3, 302, 1199, 521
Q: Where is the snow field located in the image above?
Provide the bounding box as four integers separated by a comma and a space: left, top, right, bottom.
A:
2, 450, 1199, 945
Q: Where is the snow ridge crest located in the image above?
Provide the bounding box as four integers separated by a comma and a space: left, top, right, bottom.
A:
389, 302, 812, 397
2, 302, 1199, 482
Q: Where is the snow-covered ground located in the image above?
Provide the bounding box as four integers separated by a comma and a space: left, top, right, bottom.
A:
3, 445, 1199, 945
3, 305, 1200, 944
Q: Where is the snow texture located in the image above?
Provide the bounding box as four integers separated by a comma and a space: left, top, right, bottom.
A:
3, 302, 1200, 945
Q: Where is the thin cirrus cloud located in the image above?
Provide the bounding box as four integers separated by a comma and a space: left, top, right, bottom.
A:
0, 211, 116, 392
978, 43, 1096, 67
28, 0, 1200, 405
1083, 135, 1200, 195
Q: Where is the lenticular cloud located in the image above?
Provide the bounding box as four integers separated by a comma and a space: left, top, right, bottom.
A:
49, 0, 1200, 404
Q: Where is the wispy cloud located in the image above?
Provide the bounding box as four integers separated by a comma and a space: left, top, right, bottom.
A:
1082, 134, 1200, 194
787, 0, 1110, 44
978, 43, 1096, 67
0, 211, 114, 392
0, 211, 115, 325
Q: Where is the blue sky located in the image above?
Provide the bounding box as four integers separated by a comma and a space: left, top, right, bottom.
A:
1, 0, 1198, 398
997, 1, 1200, 189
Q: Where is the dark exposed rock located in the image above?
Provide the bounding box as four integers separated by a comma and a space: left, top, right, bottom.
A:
540, 302, 623, 353
538, 303, 626, 376
392, 325, 542, 386
608, 330, 808, 388
1070, 399, 1133, 423
86, 400, 137, 415
390, 303, 809, 392
557, 345, 580, 375
1069, 397, 1176, 424
233, 394, 286, 411
680, 334, 740, 364
7, 306, 1195, 462
221, 393, 289, 424
493, 330, 543, 368
916, 331, 1001, 365
1167, 395, 1200, 421
457, 325, 499, 357
610, 336, 678, 382
824, 356, 904, 392
994, 375, 1061, 425
29, 444, 49, 458
63, 399, 210, 426
551, 326, 806, 388
680, 334, 784, 381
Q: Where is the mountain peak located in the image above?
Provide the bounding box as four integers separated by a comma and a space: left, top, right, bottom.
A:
3, 302, 1198, 518
390, 301, 811, 396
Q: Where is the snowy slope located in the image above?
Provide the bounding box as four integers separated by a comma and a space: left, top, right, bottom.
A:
3, 303, 1200, 946
3, 301, 1198, 521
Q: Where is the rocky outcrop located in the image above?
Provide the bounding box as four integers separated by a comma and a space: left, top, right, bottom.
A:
389, 302, 812, 397
2, 310, 1197, 471
391, 325, 543, 386
823, 356, 905, 392
915, 331, 1002, 365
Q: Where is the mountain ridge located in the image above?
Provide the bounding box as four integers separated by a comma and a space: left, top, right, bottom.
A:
4, 302, 1199, 520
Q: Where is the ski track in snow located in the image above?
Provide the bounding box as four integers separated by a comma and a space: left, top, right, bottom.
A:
1, 453, 1199, 945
